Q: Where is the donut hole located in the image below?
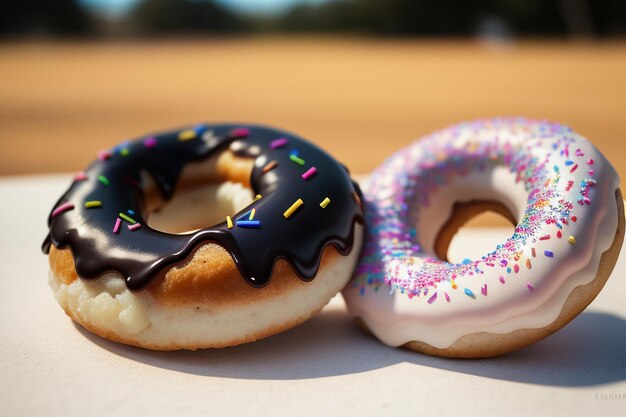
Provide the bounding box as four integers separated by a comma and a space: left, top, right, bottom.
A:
436, 201, 517, 264
143, 151, 256, 234
146, 182, 254, 234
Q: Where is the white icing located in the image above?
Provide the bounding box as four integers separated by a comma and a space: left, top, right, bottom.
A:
343, 119, 621, 349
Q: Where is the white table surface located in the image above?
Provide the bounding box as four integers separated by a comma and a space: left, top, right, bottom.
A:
1, 174, 625, 417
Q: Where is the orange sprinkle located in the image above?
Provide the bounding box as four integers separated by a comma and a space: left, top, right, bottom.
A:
262, 160, 278, 174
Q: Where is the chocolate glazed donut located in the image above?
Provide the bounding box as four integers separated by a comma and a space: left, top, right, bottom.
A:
43, 124, 364, 291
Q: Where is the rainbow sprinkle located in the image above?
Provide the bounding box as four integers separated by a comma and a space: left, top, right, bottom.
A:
178, 129, 196, 141
290, 153, 305, 166
236, 220, 261, 228
98, 150, 112, 161
270, 138, 288, 149
119, 213, 137, 224
51, 202, 74, 218
113, 218, 121, 234
229, 127, 250, 139
283, 198, 304, 219
98, 175, 110, 186
302, 167, 317, 180
144, 137, 157, 148
262, 160, 278, 174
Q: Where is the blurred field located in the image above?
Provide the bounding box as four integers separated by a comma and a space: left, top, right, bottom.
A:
1, 37, 625, 179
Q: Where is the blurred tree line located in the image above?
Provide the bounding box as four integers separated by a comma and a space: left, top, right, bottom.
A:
1, 0, 625, 39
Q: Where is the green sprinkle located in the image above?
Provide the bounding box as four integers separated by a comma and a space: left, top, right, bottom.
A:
85, 200, 102, 208
119, 212, 137, 224
98, 175, 110, 186
289, 154, 305, 166
120, 148, 129, 156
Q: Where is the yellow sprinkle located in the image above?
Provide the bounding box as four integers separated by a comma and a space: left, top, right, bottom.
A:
568, 235, 576, 245
226, 216, 233, 229
249, 208, 256, 220
451, 281, 458, 289
178, 129, 196, 141
283, 198, 304, 219
255, 194, 262, 201
320, 197, 330, 208
84, 200, 102, 208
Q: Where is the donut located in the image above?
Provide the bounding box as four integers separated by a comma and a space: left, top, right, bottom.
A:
43, 123, 364, 350
344, 118, 623, 358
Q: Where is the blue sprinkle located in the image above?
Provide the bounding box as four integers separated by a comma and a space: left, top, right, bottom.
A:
290, 149, 299, 156
236, 220, 261, 228
544, 250, 554, 257
194, 123, 207, 134
128, 209, 135, 215
565, 160, 574, 166
462, 258, 471, 265
464, 288, 476, 299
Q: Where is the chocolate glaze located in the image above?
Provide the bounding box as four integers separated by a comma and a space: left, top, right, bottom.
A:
42, 124, 364, 291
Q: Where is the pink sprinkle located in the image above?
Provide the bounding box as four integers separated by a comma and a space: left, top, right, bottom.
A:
587, 158, 594, 165
588, 169, 595, 176
531, 247, 536, 257
575, 148, 584, 157
499, 276, 505, 284
113, 218, 122, 234
229, 127, 250, 139
539, 235, 550, 240
51, 202, 74, 218
514, 264, 520, 273
557, 230, 562, 238
445, 292, 450, 302
128, 223, 142, 231
527, 282, 534, 292
270, 137, 288, 149
74, 171, 88, 181
427, 292, 438, 304
144, 137, 157, 148
98, 150, 112, 161
570, 163, 579, 173
301, 167, 317, 180
481, 284, 488, 296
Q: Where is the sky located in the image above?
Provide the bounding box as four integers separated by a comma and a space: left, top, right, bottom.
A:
79, 0, 330, 17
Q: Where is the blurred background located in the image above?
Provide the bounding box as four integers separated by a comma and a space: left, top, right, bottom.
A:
1, 0, 625, 179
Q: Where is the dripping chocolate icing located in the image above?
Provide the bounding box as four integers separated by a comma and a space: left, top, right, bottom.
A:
42, 124, 364, 291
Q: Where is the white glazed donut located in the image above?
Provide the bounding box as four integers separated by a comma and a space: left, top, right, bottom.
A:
343, 118, 624, 358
